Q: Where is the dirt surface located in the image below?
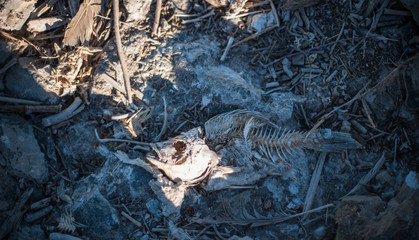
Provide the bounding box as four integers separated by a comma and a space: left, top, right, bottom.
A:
0, 0, 419, 239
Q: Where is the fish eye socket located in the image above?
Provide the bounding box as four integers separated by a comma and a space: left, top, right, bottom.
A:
173, 140, 186, 155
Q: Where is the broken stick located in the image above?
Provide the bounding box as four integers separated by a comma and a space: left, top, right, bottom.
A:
113, 0, 132, 104
152, 0, 162, 37
0, 105, 61, 113
42, 97, 84, 127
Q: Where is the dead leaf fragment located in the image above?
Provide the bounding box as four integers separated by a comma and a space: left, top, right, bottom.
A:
62, 0, 102, 46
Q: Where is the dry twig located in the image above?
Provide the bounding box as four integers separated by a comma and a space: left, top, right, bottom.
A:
220, 37, 235, 61
0, 105, 62, 113
42, 97, 84, 127
152, 0, 162, 37
95, 129, 150, 148
182, 10, 215, 24
153, 96, 167, 142
0, 96, 41, 105
342, 152, 386, 198
303, 152, 327, 218
121, 211, 142, 228
113, 0, 132, 104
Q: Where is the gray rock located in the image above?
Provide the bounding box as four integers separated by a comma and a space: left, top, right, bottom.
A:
8, 224, 47, 240
4, 63, 59, 103
72, 187, 122, 240
49, 233, 82, 240
247, 11, 275, 33
87, 154, 154, 201
335, 172, 419, 240
376, 170, 395, 185
0, 166, 19, 214
57, 122, 99, 162
146, 198, 162, 217
0, 114, 48, 183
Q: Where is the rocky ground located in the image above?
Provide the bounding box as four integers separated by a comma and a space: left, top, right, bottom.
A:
0, 0, 419, 239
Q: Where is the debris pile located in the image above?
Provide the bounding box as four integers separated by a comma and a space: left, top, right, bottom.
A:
0, 0, 418, 239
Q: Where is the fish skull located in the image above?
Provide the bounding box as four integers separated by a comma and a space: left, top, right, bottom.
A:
147, 127, 219, 184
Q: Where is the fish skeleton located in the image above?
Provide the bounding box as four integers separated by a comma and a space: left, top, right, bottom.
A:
144, 110, 361, 190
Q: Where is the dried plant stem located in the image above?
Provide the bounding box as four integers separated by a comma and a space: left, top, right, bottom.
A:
121, 211, 142, 228
152, 0, 162, 37
303, 152, 327, 218
0, 105, 62, 113
269, 0, 280, 27
182, 10, 215, 24
370, 0, 390, 31
223, 10, 263, 19
42, 97, 84, 127
0, 58, 17, 74
220, 37, 235, 61
361, 98, 376, 128
153, 96, 167, 142
329, 23, 345, 56
194, 203, 334, 227
305, 81, 370, 140
342, 152, 386, 198
113, 0, 132, 104
0, 96, 41, 105
95, 129, 150, 147
231, 26, 278, 49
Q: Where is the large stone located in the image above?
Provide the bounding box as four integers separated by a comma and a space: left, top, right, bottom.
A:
8, 224, 47, 240
72, 187, 122, 240
0, 166, 19, 221
4, 60, 59, 104
0, 114, 48, 183
335, 171, 419, 240
70, 153, 154, 239
57, 122, 100, 162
